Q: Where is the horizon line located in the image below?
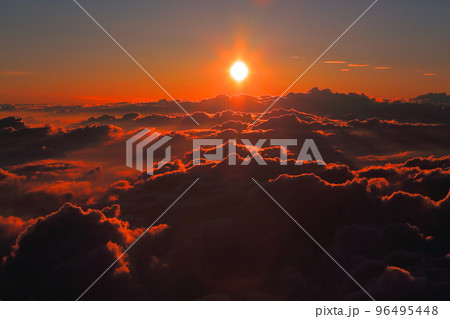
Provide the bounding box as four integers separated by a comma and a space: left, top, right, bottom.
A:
2, 88, 448, 107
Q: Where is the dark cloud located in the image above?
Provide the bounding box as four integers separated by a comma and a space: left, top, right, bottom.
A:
0, 116, 25, 130
411, 92, 450, 105
0, 104, 16, 112
279, 88, 450, 125
1, 154, 446, 300
5, 89, 448, 126
0, 160, 106, 218
0, 203, 170, 300
0, 118, 122, 166
0, 89, 449, 300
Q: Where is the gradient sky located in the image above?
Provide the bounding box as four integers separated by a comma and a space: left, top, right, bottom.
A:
1, 0, 449, 104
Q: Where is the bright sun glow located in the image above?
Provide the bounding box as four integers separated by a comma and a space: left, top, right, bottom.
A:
230, 61, 249, 82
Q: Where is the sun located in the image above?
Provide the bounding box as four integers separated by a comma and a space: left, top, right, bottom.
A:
230, 61, 249, 82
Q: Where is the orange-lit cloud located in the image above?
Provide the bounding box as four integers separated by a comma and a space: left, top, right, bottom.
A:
424, 73, 437, 76
1, 71, 29, 76
323, 61, 347, 64
106, 241, 130, 274
356, 151, 414, 162
340, 69, 350, 72
0, 215, 35, 238
148, 224, 169, 235
374, 67, 392, 70
1, 101, 450, 300
348, 64, 369, 67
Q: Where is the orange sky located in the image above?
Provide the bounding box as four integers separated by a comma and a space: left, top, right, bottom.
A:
1, 0, 448, 104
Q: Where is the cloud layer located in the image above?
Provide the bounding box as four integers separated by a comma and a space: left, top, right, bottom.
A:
0, 89, 449, 300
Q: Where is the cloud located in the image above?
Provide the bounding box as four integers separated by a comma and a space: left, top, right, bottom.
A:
278, 88, 450, 125
1, 151, 442, 300
0, 116, 26, 130
0, 215, 35, 259
323, 61, 347, 64
0, 88, 449, 300
374, 67, 392, 70
348, 64, 369, 67
356, 151, 415, 162
0, 119, 123, 166
0, 104, 16, 112
0, 160, 107, 218
0, 71, 29, 76
411, 92, 450, 104
0, 151, 449, 300
0, 202, 172, 300
6, 89, 450, 126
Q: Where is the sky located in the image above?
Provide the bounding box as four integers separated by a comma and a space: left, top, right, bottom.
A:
1, 0, 449, 104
